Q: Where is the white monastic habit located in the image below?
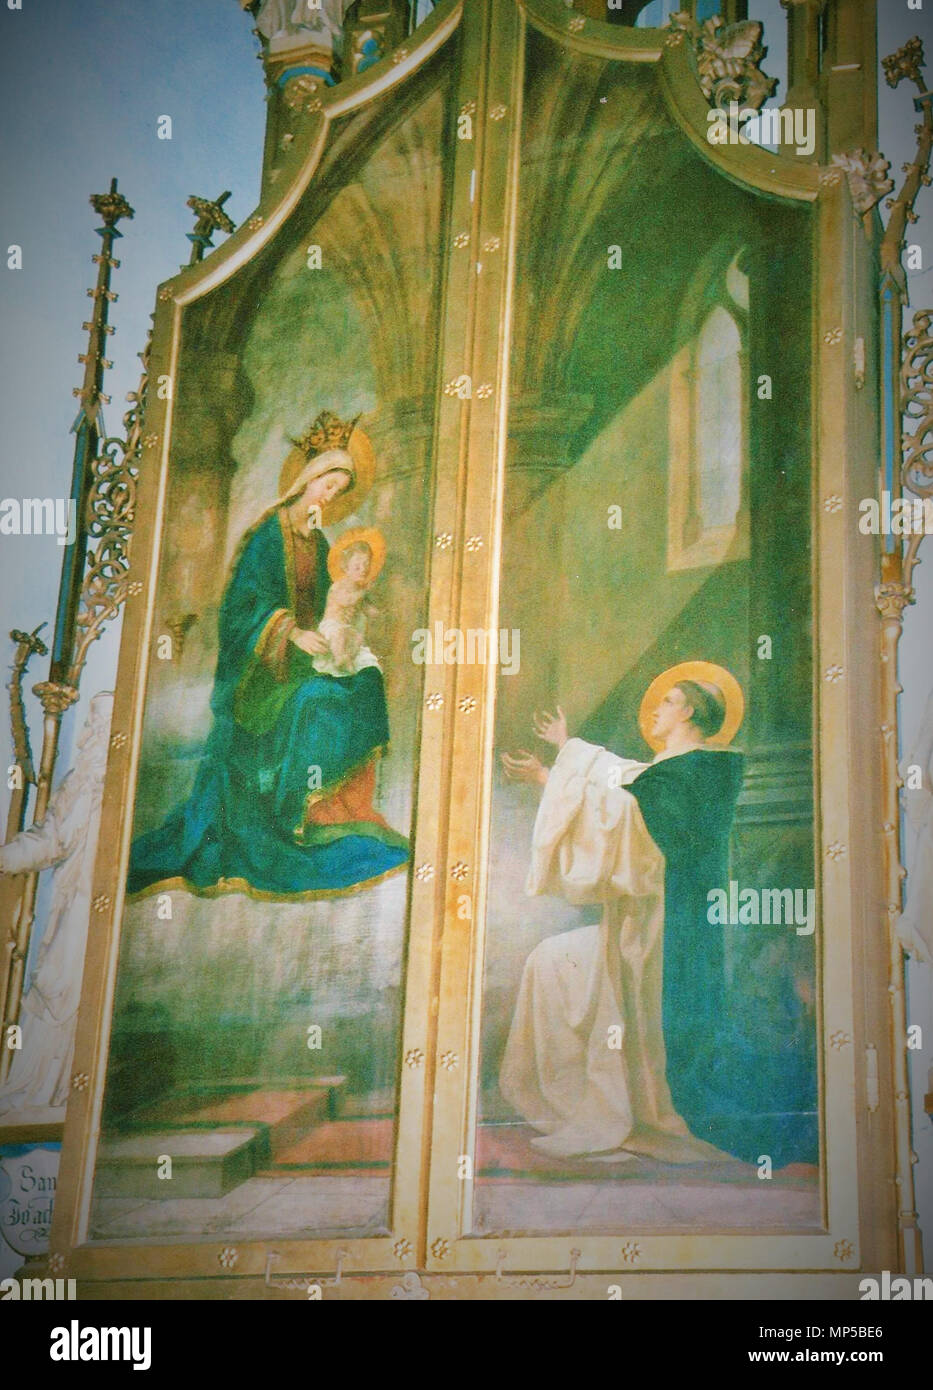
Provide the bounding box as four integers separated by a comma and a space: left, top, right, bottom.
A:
499, 737, 728, 1163
0, 693, 112, 1118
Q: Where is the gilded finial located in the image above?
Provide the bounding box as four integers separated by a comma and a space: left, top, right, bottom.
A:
185, 191, 236, 266
882, 37, 926, 92
73, 179, 132, 425
90, 178, 135, 234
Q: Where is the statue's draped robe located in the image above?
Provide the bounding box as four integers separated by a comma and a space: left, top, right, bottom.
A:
255, 0, 353, 46
899, 687, 933, 964
128, 509, 408, 898
0, 703, 110, 1115
500, 738, 815, 1167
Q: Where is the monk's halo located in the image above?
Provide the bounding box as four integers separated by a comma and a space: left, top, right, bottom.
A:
639, 660, 745, 753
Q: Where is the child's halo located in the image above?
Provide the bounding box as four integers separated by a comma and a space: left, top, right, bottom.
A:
327, 525, 387, 582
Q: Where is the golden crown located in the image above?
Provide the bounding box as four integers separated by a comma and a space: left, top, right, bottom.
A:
289, 409, 360, 459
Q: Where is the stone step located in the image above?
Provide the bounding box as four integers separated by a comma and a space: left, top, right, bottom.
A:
96, 1128, 260, 1199
134, 1078, 346, 1163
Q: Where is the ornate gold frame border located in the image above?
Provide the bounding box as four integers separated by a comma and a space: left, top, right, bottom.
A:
419, 0, 895, 1278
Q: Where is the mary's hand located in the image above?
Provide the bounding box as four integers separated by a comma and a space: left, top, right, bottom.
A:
533, 705, 568, 750
501, 750, 548, 786
290, 627, 330, 656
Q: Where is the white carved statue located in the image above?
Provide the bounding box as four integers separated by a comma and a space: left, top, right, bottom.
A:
898, 686, 933, 965
255, 0, 355, 47
0, 692, 113, 1118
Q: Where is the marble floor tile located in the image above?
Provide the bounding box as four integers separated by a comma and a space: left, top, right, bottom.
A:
471, 1178, 820, 1233
471, 1182, 610, 1234
88, 1176, 294, 1238
225, 1176, 389, 1237
90, 1197, 153, 1230
650, 1181, 820, 1227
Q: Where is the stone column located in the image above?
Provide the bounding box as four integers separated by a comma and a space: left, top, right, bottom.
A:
821, 0, 879, 156
781, 0, 828, 163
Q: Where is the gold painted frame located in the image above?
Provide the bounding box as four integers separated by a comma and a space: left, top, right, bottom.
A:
419, 0, 896, 1285
47, 0, 466, 1289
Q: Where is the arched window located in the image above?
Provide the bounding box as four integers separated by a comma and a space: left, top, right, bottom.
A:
667, 251, 749, 571
695, 306, 743, 533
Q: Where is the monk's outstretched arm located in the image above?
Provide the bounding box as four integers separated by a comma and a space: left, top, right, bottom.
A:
527, 739, 659, 904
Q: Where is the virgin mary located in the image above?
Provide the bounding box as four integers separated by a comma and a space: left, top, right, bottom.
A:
128, 410, 409, 900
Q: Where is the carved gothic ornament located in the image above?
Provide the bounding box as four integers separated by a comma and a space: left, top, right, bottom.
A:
68, 335, 149, 685
882, 35, 925, 91
186, 193, 235, 238
880, 38, 933, 281
88, 187, 134, 230
281, 72, 324, 112
7, 626, 46, 785
666, 11, 777, 114
31, 681, 79, 718
830, 149, 895, 216
875, 582, 915, 622
901, 309, 933, 502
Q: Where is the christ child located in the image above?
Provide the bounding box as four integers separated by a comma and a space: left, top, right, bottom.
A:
312, 529, 385, 678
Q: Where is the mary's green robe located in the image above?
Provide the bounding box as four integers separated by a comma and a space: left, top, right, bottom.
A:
127, 509, 408, 899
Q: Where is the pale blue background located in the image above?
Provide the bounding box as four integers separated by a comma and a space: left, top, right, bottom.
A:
0, 0, 265, 784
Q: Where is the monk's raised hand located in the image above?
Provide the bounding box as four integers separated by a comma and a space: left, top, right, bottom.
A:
533, 705, 568, 750
501, 750, 548, 786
